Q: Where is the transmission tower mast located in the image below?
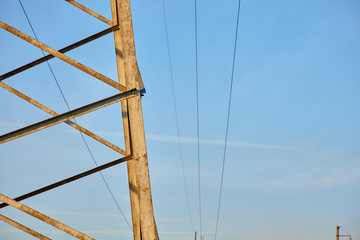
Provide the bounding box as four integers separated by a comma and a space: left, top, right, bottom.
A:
337, 226, 352, 240
110, 0, 158, 239
0, 0, 159, 239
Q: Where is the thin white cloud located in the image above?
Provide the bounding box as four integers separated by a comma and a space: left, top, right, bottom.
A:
81, 130, 295, 150
269, 166, 360, 192
146, 133, 295, 150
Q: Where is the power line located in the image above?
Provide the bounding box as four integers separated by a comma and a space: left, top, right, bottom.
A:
18, 0, 132, 231
161, 0, 195, 231
214, 0, 242, 240
340, 227, 351, 235
343, 219, 360, 227
194, 0, 203, 237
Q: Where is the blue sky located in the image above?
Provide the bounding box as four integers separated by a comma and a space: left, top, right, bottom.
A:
0, 0, 359, 240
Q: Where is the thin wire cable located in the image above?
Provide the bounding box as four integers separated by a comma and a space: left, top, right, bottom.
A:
214, 0, 242, 239
194, 0, 203, 236
343, 219, 360, 227
18, 0, 132, 230
340, 227, 351, 236
161, 0, 195, 231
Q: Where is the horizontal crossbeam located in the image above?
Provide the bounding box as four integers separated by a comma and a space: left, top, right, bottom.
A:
0, 88, 139, 144
0, 21, 125, 91
0, 214, 51, 240
0, 26, 118, 82
66, 0, 113, 26
0, 82, 126, 155
0, 193, 95, 240
0, 155, 133, 209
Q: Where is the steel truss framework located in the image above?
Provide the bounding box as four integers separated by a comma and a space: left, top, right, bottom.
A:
0, 0, 158, 239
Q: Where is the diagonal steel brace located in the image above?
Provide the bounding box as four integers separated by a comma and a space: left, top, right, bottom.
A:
0, 21, 125, 91
66, 0, 113, 26
0, 26, 119, 82
0, 193, 95, 240
0, 82, 126, 155
0, 89, 139, 144
0, 155, 133, 209
0, 214, 51, 240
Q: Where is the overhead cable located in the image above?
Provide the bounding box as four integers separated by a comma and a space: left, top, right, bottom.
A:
161, 0, 196, 231
214, 0, 242, 239
343, 219, 360, 227
340, 227, 351, 235
194, 0, 203, 237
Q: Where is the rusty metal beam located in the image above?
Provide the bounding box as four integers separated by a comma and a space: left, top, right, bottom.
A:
0, 214, 51, 240
66, 0, 113, 26
0, 89, 139, 144
0, 155, 133, 209
0, 82, 126, 155
0, 194, 94, 240
0, 21, 125, 91
0, 26, 118, 82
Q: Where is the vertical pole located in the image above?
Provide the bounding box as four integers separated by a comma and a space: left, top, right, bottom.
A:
110, 1, 141, 240
114, 0, 158, 239
195, 231, 197, 240
337, 226, 340, 240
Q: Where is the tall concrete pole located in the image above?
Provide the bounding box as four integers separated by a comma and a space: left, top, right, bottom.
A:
111, 0, 158, 240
